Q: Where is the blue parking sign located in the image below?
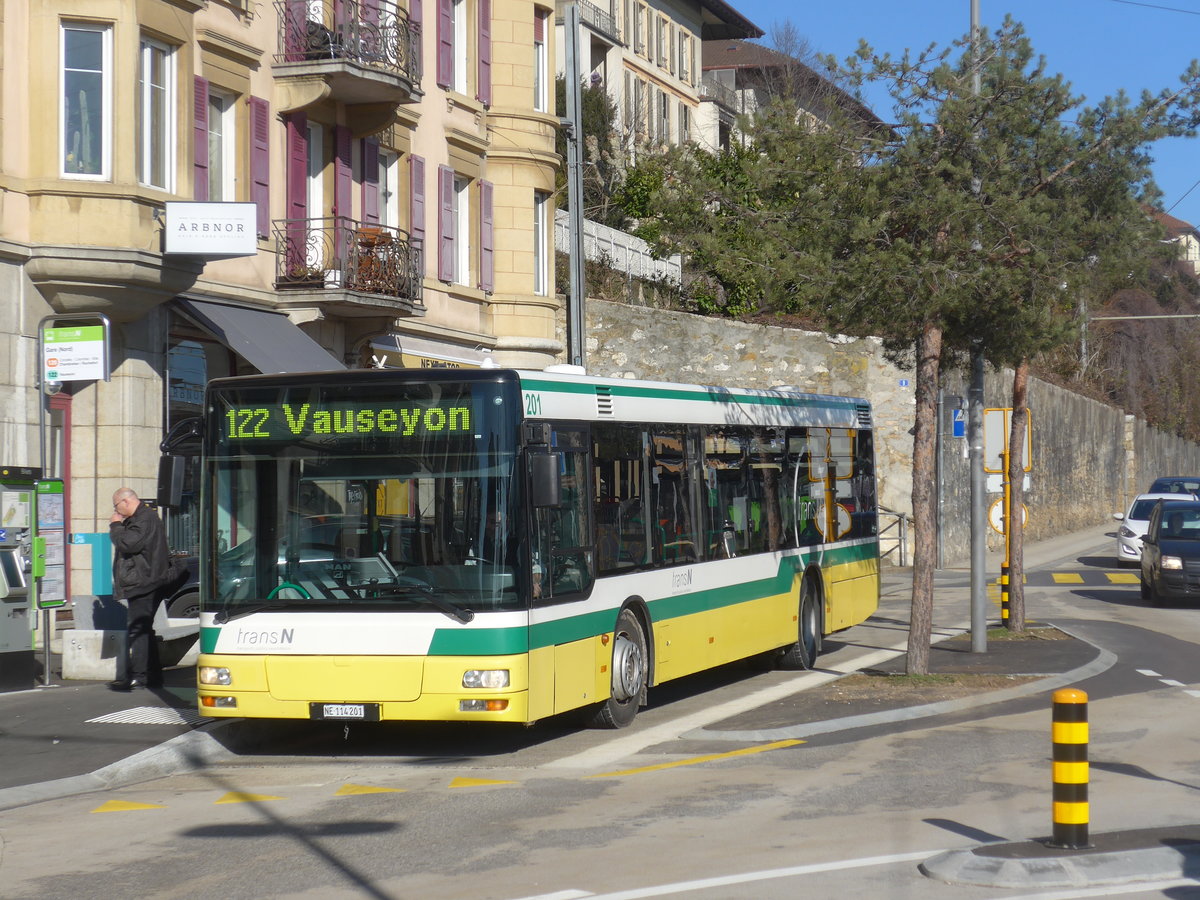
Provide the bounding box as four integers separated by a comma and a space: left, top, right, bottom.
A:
952, 408, 966, 438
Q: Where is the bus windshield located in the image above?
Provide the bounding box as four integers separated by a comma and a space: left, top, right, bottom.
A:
204, 376, 525, 616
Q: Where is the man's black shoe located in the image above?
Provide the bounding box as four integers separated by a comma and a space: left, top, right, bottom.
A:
107, 679, 146, 692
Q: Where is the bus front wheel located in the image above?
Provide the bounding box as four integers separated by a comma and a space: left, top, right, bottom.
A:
779, 577, 822, 670
587, 607, 648, 729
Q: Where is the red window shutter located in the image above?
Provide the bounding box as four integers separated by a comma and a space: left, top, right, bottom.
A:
479, 179, 494, 292
283, 0, 307, 62
534, 8, 544, 42
436, 0, 453, 88
285, 112, 308, 270
249, 96, 271, 238
410, 155, 426, 275
410, 0, 423, 27
193, 77, 209, 202
361, 138, 380, 225
477, 0, 491, 105
362, 0, 381, 24
438, 164, 455, 282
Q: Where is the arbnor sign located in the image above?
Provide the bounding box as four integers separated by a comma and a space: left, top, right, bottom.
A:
164, 202, 258, 257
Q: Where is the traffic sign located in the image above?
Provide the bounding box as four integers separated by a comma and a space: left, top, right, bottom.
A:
989, 498, 1028, 535
983, 407, 1033, 474
952, 408, 965, 438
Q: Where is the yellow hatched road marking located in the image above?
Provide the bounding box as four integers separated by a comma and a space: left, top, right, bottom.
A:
1106, 572, 1140, 584
91, 800, 165, 813
1052, 573, 1084, 584
335, 783, 406, 796
448, 777, 516, 788
215, 791, 283, 804
587, 739, 804, 778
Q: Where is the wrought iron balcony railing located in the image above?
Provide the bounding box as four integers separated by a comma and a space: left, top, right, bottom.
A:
698, 76, 738, 111
276, 0, 421, 85
578, 0, 620, 42
273, 216, 423, 306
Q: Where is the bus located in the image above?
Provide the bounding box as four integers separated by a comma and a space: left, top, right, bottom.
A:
191, 367, 879, 727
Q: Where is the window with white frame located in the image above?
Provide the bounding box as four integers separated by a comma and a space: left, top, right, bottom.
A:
678, 32, 690, 83
658, 91, 669, 141
453, 174, 470, 285
533, 9, 547, 112
380, 149, 400, 229
634, 4, 645, 55
533, 190, 549, 296
655, 17, 666, 66
678, 101, 690, 144
453, 0, 468, 93
61, 22, 111, 179
137, 37, 175, 190
206, 90, 235, 201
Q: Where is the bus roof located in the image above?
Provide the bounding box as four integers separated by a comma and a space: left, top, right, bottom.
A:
206, 367, 872, 430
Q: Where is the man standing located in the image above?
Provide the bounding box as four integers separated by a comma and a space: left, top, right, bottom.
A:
108, 487, 170, 691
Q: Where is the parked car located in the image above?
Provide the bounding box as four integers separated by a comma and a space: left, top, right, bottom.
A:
1140, 498, 1200, 605
1113, 493, 1181, 567
1146, 476, 1200, 496
163, 554, 199, 619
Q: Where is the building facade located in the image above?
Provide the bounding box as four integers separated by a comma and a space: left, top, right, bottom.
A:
554, 0, 760, 153
1, 0, 560, 611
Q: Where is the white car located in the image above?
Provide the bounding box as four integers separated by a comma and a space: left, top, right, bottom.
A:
1114, 493, 1181, 567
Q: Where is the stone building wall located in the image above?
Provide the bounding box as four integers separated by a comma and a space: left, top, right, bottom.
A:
578, 298, 1200, 565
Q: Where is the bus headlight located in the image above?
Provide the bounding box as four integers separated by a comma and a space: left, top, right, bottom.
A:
1162, 555, 1183, 570
462, 669, 510, 688
199, 666, 232, 686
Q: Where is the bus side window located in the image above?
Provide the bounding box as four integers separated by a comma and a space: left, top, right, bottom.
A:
592, 423, 649, 574
651, 429, 697, 564
533, 438, 595, 601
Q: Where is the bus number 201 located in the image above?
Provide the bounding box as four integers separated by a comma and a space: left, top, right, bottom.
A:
524, 393, 542, 416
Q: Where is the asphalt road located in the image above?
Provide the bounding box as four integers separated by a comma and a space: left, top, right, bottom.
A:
4, 523, 1200, 899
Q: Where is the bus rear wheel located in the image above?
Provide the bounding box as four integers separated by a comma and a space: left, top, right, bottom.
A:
587, 607, 648, 729
779, 576, 822, 670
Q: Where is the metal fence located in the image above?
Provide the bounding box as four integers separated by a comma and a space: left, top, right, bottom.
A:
555, 211, 681, 285
273, 216, 423, 304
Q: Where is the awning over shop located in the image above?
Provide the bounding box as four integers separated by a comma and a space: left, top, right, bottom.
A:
369, 335, 493, 369
175, 298, 346, 373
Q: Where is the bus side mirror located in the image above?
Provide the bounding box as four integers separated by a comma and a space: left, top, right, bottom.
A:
157, 455, 185, 509
530, 453, 561, 508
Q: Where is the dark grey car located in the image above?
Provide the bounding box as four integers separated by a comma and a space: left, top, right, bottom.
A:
1140, 498, 1200, 606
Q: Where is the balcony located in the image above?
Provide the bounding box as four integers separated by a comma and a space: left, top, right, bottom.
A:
273, 216, 424, 316
698, 76, 738, 112
273, 0, 421, 106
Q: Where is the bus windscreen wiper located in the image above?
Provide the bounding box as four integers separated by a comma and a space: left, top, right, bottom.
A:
370, 583, 476, 624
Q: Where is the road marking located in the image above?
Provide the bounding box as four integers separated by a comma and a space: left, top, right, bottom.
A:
1159, 679, 1185, 687
86, 706, 207, 726
588, 739, 803, 778
334, 783, 405, 796
997, 878, 1200, 898
215, 791, 282, 804
1106, 572, 1140, 584
544, 638, 920, 770
449, 777, 516, 788
506, 850, 934, 900
1137, 669, 1162, 677
91, 799, 165, 813
1051, 573, 1084, 584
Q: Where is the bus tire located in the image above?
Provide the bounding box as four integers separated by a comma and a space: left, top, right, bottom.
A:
779, 576, 822, 670
587, 607, 648, 729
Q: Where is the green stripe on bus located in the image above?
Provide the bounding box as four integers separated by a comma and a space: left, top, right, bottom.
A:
521, 378, 859, 411
430, 542, 878, 655
200, 626, 219, 654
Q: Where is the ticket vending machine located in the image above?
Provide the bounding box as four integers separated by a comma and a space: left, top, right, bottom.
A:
0, 468, 37, 691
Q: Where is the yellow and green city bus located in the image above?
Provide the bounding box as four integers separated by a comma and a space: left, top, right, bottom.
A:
193, 367, 879, 727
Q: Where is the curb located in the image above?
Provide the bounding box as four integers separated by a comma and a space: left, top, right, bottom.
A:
0, 718, 240, 813
921, 827, 1200, 888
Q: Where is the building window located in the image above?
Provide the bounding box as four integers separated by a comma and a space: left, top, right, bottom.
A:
678, 102, 690, 144
678, 32, 690, 82
453, 0, 468, 92
655, 16, 666, 66
61, 22, 111, 179
137, 38, 175, 190
453, 174, 470, 285
207, 90, 235, 201
534, 190, 549, 296
380, 149, 400, 229
533, 9, 547, 112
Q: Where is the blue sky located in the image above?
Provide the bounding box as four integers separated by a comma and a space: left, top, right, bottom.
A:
731, 0, 1200, 227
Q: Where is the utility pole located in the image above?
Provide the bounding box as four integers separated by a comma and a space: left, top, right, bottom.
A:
562, 5, 586, 368
968, 0, 987, 654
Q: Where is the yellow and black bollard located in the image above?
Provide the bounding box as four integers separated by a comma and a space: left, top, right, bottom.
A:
1050, 688, 1090, 849
999, 564, 1010, 622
